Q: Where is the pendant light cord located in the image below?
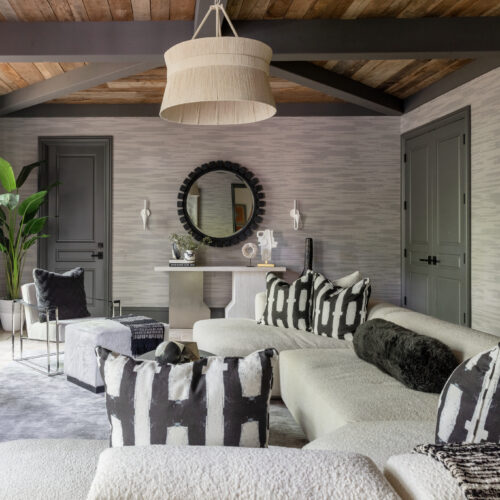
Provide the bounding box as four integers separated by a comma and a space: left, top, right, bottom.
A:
192, 1, 239, 40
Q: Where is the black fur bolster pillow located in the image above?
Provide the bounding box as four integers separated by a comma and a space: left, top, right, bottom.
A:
353, 318, 458, 393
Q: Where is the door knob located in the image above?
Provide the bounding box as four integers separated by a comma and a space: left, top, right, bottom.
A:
432, 256, 440, 265
419, 256, 432, 264
91, 251, 104, 260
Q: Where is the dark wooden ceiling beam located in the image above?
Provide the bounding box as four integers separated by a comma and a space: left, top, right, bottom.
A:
271, 62, 403, 116
0, 60, 162, 115
3, 102, 381, 118
404, 57, 500, 111
0, 18, 500, 62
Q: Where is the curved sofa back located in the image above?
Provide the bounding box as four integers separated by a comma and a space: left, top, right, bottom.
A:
368, 303, 498, 363
255, 292, 498, 363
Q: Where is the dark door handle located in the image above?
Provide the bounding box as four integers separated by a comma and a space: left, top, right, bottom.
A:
91, 251, 104, 260
432, 256, 440, 265
419, 256, 432, 264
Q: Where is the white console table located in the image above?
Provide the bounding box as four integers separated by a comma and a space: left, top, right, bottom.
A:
154, 266, 286, 329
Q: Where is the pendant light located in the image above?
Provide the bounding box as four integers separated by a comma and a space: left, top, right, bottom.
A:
159, 0, 276, 125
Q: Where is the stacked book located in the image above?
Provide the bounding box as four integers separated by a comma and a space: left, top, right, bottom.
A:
169, 259, 195, 267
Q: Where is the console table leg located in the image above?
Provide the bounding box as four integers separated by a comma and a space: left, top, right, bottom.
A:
169, 272, 210, 329
225, 271, 267, 320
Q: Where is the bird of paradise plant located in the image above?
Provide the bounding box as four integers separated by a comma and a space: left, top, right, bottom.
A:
0, 157, 51, 300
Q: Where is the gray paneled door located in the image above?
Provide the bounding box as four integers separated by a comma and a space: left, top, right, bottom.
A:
38, 137, 112, 317
403, 108, 470, 326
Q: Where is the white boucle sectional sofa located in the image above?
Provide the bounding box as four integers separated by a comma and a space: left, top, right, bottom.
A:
194, 292, 499, 468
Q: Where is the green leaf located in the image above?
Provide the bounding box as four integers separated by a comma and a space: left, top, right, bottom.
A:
15, 160, 45, 190
23, 234, 49, 250
18, 191, 47, 217
0, 229, 9, 251
22, 216, 48, 236
0, 241, 7, 253
0, 193, 20, 210
0, 207, 5, 223
0, 157, 17, 193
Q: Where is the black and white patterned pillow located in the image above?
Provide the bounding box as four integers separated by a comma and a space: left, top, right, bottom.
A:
436, 343, 500, 444
312, 274, 371, 339
260, 271, 314, 331
95, 346, 277, 448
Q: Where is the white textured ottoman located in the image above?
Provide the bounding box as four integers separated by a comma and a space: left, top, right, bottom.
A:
88, 445, 399, 500
64, 319, 134, 392
0, 439, 107, 500
384, 453, 463, 499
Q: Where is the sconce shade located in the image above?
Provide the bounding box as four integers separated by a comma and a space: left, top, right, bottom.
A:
160, 37, 276, 125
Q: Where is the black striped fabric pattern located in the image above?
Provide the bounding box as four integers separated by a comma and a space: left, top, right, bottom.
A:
436, 343, 500, 444
260, 271, 315, 331
111, 314, 164, 356
95, 346, 277, 448
414, 442, 500, 500
312, 274, 371, 339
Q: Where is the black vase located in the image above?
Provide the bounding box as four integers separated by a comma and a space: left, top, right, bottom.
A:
301, 238, 313, 276
171, 242, 181, 260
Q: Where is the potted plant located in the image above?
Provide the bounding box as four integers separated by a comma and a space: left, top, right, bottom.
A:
169, 233, 211, 262
0, 157, 51, 331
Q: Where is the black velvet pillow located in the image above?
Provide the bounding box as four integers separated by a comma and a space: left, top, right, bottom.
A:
353, 318, 458, 393
33, 267, 90, 322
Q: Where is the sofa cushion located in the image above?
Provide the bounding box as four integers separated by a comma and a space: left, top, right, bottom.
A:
312, 274, 371, 339
260, 271, 314, 331
33, 267, 90, 322
384, 453, 463, 500
354, 318, 458, 393
280, 348, 439, 441
96, 346, 277, 448
436, 343, 500, 444
303, 420, 435, 470
87, 445, 399, 500
0, 439, 107, 500
368, 303, 498, 363
193, 318, 352, 397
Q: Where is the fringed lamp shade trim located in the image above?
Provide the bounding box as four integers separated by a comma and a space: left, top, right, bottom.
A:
160, 37, 276, 125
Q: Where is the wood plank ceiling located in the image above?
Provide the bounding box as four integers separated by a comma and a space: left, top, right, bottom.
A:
49, 68, 341, 104
0, 0, 499, 105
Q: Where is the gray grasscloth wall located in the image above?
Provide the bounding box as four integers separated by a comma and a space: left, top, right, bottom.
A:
0, 116, 401, 308
402, 67, 500, 336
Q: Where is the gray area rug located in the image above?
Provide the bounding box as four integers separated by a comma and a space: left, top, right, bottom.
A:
0, 362, 307, 448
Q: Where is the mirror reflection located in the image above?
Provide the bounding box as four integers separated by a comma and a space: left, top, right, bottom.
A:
186, 171, 254, 238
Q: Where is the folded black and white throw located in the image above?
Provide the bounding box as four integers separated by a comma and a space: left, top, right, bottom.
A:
111, 314, 165, 356
414, 442, 500, 500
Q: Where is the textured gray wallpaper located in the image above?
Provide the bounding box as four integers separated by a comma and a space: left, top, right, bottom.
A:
0, 116, 401, 309
402, 67, 500, 336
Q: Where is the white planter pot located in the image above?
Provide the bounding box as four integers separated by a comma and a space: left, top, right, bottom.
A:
184, 250, 196, 263
0, 299, 22, 332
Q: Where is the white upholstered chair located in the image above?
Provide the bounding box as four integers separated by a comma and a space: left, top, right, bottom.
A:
12, 282, 120, 376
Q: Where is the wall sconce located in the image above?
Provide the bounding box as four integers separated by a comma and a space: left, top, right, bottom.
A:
140, 200, 151, 231
290, 200, 301, 230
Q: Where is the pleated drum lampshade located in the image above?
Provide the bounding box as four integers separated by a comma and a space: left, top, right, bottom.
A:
159, 2, 276, 125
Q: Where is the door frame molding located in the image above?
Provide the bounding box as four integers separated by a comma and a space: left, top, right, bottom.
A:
400, 106, 471, 324
37, 136, 113, 304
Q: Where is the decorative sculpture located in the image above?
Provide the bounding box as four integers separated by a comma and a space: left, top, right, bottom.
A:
256, 229, 278, 267
242, 242, 258, 267
140, 200, 151, 231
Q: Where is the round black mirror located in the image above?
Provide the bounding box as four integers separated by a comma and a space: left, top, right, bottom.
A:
177, 161, 265, 247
